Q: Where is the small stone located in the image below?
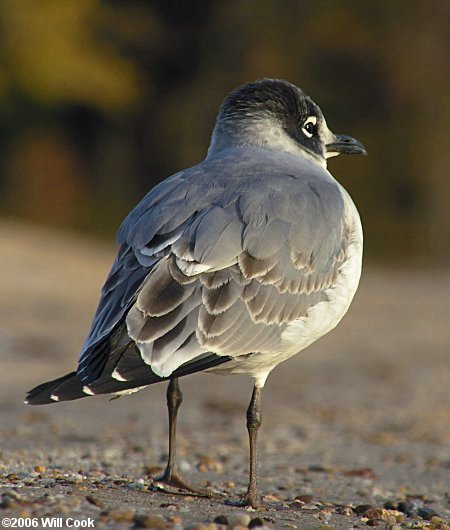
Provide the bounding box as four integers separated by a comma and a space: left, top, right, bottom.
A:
145, 465, 164, 476
186, 523, 217, 530
295, 494, 313, 503
213, 515, 228, 525
108, 509, 135, 522
366, 520, 379, 527
179, 459, 191, 472
303, 503, 322, 510
308, 465, 331, 473
0, 494, 16, 509
417, 506, 439, 520
354, 504, 374, 515
289, 500, 305, 510
397, 501, 416, 515
34, 465, 46, 474
249, 517, 265, 528
364, 509, 383, 519
397, 501, 407, 512
228, 513, 251, 527
168, 515, 183, 524
128, 480, 147, 490
134, 513, 167, 529
197, 455, 223, 473
85, 495, 104, 508
343, 468, 376, 479
386, 510, 404, 523
263, 493, 282, 502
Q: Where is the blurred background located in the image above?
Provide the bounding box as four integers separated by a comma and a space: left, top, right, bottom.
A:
0, 0, 448, 264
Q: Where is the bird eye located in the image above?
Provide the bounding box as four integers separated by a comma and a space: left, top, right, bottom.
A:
302, 116, 317, 138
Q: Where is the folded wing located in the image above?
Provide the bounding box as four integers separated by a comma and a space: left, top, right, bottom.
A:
76, 155, 351, 396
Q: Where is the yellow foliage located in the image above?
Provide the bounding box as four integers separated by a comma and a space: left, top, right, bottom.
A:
1, 0, 139, 109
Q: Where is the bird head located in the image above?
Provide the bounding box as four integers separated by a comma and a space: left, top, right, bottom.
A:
208, 78, 367, 167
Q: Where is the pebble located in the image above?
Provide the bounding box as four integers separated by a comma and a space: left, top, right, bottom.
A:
0, 493, 18, 509
308, 465, 332, 473
342, 468, 376, 479
197, 455, 223, 473
295, 494, 313, 503
227, 513, 251, 527
249, 517, 265, 528
145, 465, 164, 476
105, 508, 135, 522
134, 513, 167, 529
303, 502, 322, 510
288, 500, 305, 510
263, 493, 282, 502
128, 479, 147, 490
186, 523, 219, 530
354, 504, 374, 515
85, 495, 104, 508
179, 460, 192, 472
417, 506, 439, 520
213, 515, 228, 525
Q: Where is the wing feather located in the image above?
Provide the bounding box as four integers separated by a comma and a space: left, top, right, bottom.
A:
75, 149, 352, 394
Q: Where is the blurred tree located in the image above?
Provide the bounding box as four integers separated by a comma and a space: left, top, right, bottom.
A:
0, 0, 139, 109
0, 0, 448, 264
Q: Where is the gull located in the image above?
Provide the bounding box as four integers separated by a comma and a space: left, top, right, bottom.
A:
26, 78, 366, 508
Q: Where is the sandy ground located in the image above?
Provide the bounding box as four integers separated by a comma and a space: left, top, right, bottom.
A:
0, 220, 449, 530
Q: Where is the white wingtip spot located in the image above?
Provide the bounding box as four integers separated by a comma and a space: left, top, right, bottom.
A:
111, 369, 127, 382
82, 386, 95, 396
112, 386, 146, 397
23, 399, 29, 405
50, 394, 60, 402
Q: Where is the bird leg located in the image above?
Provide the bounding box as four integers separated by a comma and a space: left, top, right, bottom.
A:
154, 378, 211, 497
240, 383, 263, 508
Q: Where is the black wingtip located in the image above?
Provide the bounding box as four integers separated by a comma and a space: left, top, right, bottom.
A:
25, 371, 88, 405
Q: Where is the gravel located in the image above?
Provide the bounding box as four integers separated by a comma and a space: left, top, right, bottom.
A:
0, 221, 449, 529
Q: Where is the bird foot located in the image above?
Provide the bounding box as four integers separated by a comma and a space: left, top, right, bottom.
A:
152, 469, 212, 498
229, 490, 260, 509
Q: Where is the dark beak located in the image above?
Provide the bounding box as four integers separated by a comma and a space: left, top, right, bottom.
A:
326, 134, 367, 156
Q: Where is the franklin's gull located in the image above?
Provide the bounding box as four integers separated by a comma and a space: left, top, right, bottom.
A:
26, 78, 366, 508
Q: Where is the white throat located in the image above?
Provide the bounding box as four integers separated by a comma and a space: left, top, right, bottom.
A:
207, 118, 327, 169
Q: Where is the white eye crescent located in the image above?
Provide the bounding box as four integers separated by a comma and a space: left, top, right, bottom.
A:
302, 116, 317, 138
